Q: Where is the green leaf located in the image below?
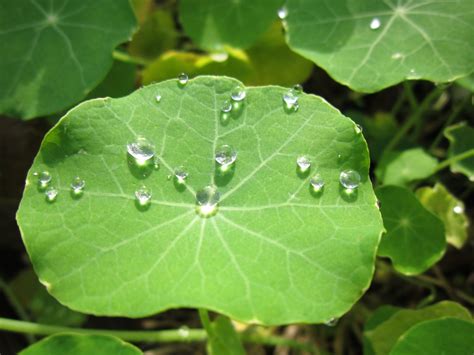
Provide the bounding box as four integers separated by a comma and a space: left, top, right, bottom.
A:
416, 184, 469, 249
376, 185, 445, 275
285, 0, 474, 92
87, 61, 137, 100
19, 333, 142, 355
390, 318, 474, 355
444, 122, 474, 181
375, 148, 438, 186
207, 316, 245, 355
17, 76, 383, 325
0, 0, 136, 119
364, 301, 471, 355
179, 0, 283, 50
456, 73, 474, 92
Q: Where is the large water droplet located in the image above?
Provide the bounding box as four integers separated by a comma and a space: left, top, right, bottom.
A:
296, 155, 311, 172
174, 166, 188, 184
231, 85, 246, 102
221, 100, 232, 113
127, 137, 155, 166
310, 174, 325, 191
178, 73, 189, 85
277, 6, 288, 19
45, 187, 58, 202
215, 144, 237, 169
135, 185, 152, 206
38, 171, 52, 188
283, 88, 299, 111
71, 176, 85, 195
370, 17, 381, 30
340, 169, 361, 189
196, 185, 220, 216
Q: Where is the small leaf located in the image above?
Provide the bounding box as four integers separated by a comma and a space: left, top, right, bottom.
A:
444, 122, 474, 181
285, 0, 474, 92
179, 0, 283, 50
364, 301, 471, 355
376, 185, 445, 275
375, 148, 438, 186
207, 316, 245, 355
0, 0, 136, 119
390, 318, 474, 355
416, 184, 469, 249
19, 333, 142, 355
17, 76, 383, 325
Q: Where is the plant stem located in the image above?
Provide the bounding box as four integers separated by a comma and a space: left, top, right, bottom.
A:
197, 308, 213, 336
403, 81, 418, 110
385, 86, 444, 152
112, 50, 150, 66
433, 150, 474, 173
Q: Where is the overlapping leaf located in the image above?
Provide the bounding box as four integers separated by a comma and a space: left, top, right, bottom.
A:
444, 122, 474, 181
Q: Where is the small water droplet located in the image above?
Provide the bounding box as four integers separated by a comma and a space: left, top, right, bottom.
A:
178, 325, 190, 338
370, 17, 381, 30
376, 200, 381, 209
354, 124, 363, 134
174, 166, 188, 184
155, 94, 162, 103
38, 171, 52, 188
215, 144, 237, 169
221, 100, 232, 113
310, 174, 325, 191
453, 204, 464, 214
392, 52, 403, 60
231, 85, 246, 102
296, 155, 311, 172
154, 157, 160, 170
340, 169, 361, 190
127, 137, 155, 166
71, 176, 85, 195
135, 185, 152, 206
45, 186, 58, 202
196, 185, 220, 216
178, 73, 189, 85
325, 317, 339, 326
293, 84, 303, 93
283, 88, 299, 111
277, 6, 288, 19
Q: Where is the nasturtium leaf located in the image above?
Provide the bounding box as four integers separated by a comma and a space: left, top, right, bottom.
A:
284, 0, 474, 92
17, 76, 383, 325
390, 318, 474, 355
444, 122, 474, 181
363, 305, 401, 355
207, 316, 245, 355
375, 148, 438, 186
456, 73, 474, 92
19, 333, 142, 355
416, 184, 468, 249
376, 185, 445, 275
0, 0, 136, 119
364, 301, 471, 355
87, 61, 137, 100
179, 0, 283, 50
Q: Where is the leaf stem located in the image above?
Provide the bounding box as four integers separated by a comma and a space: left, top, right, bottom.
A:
197, 308, 213, 336
403, 81, 418, 111
385, 85, 444, 152
112, 50, 150, 66
433, 150, 474, 173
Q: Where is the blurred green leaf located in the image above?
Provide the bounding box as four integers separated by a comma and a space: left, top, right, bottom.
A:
130, 0, 155, 25
359, 112, 398, 162
416, 184, 468, 249
20, 333, 142, 355
87, 61, 137, 99
364, 301, 471, 355
363, 305, 402, 355
444, 122, 474, 181
207, 316, 245, 355
456, 73, 474, 92
376, 185, 445, 275
375, 148, 438, 186
285, 0, 474, 92
391, 317, 474, 355
179, 0, 283, 50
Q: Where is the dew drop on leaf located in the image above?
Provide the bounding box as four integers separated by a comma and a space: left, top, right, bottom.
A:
310, 173, 325, 191
296, 155, 311, 172
277, 6, 288, 19
325, 317, 339, 326
155, 94, 162, 103
354, 124, 363, 134
178, 73, 189, 85
71, 176, 85, 195
215, 144, 237, 169
174, 166, 188, 184
196, 185, 220, 216
221, 100, 232, 113
45, 186, 58, 202
340, 169, 361, 190
135, 185, 152, 206
370, 17, 381, 30
283, 88, 300, 111
293, 84, 303, 93
231, 85, 246, 102
38, 171, 52, 188
127, 137, 155, 166
178, 325, 190, 338
453, 204, 464, 214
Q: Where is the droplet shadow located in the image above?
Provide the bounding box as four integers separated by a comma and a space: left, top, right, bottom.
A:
127, 154, 154, 180
339, 185, 358, 202
214, 163, 236, 187
296, 166, 310, 179
173, 179, 187, 193
135, 200, 151, 212
309, 184, 324, 198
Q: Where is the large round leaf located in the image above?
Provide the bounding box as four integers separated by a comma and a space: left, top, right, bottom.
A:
0, 0, 136, 119
285, 0, 474, 92
17, 76, 383, 325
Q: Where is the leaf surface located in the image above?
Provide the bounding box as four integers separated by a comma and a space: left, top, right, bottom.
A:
17, 76, 383, 325
207, 316, 245, 355
444, 122, 474, 181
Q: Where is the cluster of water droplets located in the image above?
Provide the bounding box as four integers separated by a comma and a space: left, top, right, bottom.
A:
34, 171, 86, 202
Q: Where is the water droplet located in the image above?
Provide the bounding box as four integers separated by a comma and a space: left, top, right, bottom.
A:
325, 317, 339, 326
155, 94, 162, 103
154, 157, 160, 170
178, 325, 190, 338
231, 85, 246, 102
283, 88, 299, 111
215, 144, 237, 169
210, 52, 228, 62
340, 169, 361, 190
221, 100, 232, 113
38, 171, 52, 188
174, 166, 188, 184
127, 137, 155, 166
370, 17, 381, 30
45, 187, 58, 202
392, 52, 403, 60
293, 84, 303, 93
453, 204, 464, 214
196, 185, 220, 216
310, 174, 325, 191
354, 124, 363, 134
135, 185, 152, 206
178, 73, 189, 85
296, 155, 311, 172
277, 6, 288, 19
70, 176, 85, 195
